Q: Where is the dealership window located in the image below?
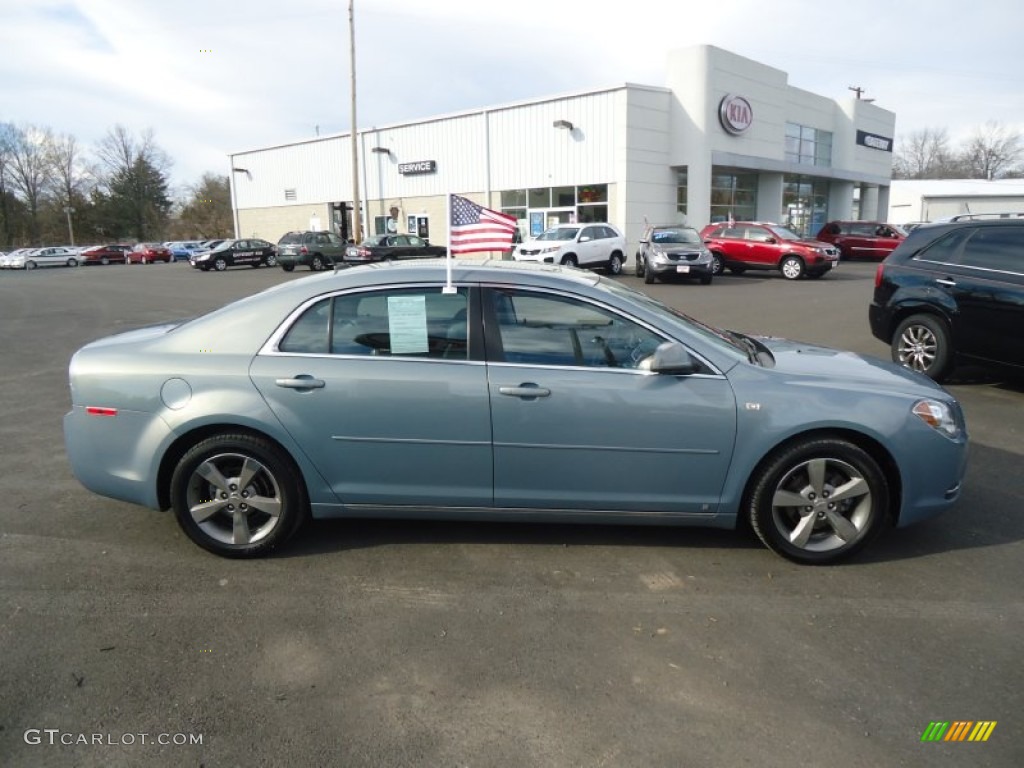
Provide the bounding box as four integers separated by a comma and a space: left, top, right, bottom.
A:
676, 168, 688, 219
785, 123, 832, 167
709, 170, 757, 223
782, 176, 829, 236
500, 184, 609, 227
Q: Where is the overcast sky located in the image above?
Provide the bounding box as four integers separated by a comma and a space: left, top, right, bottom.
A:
3, 0, 1022, 191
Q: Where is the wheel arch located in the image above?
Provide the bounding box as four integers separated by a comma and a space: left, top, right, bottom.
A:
739, 427, 903, 526
885, 302, 955, 344
157, 423, 310, 511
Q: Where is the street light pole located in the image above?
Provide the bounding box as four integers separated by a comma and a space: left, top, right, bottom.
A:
349, 0, 362, 243
64, 206, 75, 246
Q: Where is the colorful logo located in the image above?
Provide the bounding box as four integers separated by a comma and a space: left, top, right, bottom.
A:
921, 721, 997, 742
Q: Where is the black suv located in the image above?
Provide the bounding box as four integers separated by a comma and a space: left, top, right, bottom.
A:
276, 231, 347, 271
869, 219, 1024, 381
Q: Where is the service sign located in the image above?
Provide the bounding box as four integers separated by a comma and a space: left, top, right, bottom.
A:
851, 131, 892, 153
719, 94, 753, 135
398, 160, 437, 175
856, 130, 893, 152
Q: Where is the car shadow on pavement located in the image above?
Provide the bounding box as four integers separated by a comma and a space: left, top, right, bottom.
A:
945, 365, 1024, 393
279, 517, 763, 559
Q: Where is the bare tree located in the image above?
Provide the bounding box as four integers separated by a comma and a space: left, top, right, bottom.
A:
892, 127, 960, 179
958, 121, 1022, 180
0, 123, 16, 246
45, 132, 93, 245
7, 124, 53, 243
94, 125, 173, 240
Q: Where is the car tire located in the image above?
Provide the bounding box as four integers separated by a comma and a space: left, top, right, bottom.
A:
214, 258, 227, 272
635, 252, 644, 278
124, 256, 131, 265
780, 255, 805, 280
643, 262, 656, 284
67, 258, 78, 267
100, 257, 109, 265
142, 256, 149, 265
170, 433, 309, 558
699, 274, 713, 285
728, 266, 746, 275
891, 314, 953, 381
266, 254, 278, 267
281, 264, 295, 273
561, 254, 578, 268
26, 260, 36, 270
607, 253, 623, 276
310, 255, 325, 271
748, 438, 889, 564
710, 253, 724, 276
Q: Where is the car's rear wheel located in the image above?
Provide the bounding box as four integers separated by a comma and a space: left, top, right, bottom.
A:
281, 264, 295, 272
748, 438, 888, 564
561, 254, 578, 268
310, 255, 325, 271
710, 253, 724, 276
170, 434, 308, 558
214, 258, 227, 271
780, 255, 805, 280
607, 253, 623, 276
25, 260, 36, 270
891, 314, 952, 381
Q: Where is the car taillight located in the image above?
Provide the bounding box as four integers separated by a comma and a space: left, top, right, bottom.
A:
874, 263, 885, 288
300, 246, 308, 254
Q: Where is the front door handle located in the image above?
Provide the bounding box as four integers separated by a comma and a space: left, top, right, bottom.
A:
499, 385, 551, 399
275, 376, 325, 390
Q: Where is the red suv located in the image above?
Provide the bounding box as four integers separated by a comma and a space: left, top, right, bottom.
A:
699, 222, 840, 279
816, 221, 906, 261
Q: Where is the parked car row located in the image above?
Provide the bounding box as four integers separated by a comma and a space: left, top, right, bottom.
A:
0, 246, 81, 269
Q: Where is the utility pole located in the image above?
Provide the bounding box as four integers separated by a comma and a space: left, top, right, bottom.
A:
64, 205, 75, 246
349, 0, 362, 243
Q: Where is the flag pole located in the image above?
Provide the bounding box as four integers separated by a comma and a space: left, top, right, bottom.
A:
443, 192, 455, 293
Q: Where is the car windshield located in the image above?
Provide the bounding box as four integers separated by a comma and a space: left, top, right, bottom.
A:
537, 227, 580, 241
212, 241, 234, 251
767, 226, 803, 241
363, 235, 389, 246
651, 228, 701, 245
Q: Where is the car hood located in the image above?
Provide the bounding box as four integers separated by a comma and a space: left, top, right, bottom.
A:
755, 336, 946, 395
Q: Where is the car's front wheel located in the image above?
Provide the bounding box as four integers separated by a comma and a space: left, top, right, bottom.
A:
265, 254, 278, 267
214, 258, 228, 271
561, 254, 578, 268
67, 258, 78, 267
748, 438, 889, 564
643, 258, 656, 284
170, 434, 308, 558
607, 253, 623, 276
710, 252, 724, 276
780, 255, 805, 280
280, 264, 295, 273
891, 314, 952, 381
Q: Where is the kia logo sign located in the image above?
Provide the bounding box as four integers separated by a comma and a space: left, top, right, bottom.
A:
719, 94, 753, 135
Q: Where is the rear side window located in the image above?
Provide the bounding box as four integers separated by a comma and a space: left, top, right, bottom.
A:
915, 229, 974, 266
960, 227, 1024, 274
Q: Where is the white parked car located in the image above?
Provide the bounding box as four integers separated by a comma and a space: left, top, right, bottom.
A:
14, 246, 81, 269
513, 223, 627, 275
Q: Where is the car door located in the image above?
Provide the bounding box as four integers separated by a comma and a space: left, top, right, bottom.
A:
231, 240, 255, 266
945, 225, 1024, 367
575, 225, 603, 266
249, 285, 493, 507
745, 225, 781, 267
483, 286, 736, 514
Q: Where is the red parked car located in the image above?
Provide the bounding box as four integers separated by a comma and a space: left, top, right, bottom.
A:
699, 221, 840, 280
80, 244, 132, 265
125, 243, 172, 264
815, 221, 906, 261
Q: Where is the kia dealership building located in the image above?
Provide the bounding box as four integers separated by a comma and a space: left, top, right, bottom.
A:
229, 45, 896, 251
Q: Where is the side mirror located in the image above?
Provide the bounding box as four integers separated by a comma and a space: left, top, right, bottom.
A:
764, 237, 777, 244
649, 342, 700, 375
579, 236, 591, 243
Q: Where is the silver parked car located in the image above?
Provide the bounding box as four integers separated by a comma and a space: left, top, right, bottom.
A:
635, 225, 715, 285
13, 246, 81, 269
64, 260, 968, 563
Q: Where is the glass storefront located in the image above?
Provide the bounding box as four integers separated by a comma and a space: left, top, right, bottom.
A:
782, 175, 829, 236
500, 184, 609, 236
709, 170, 757, 223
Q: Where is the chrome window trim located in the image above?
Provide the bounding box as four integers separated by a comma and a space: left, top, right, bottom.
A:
912, 255, 1024, 279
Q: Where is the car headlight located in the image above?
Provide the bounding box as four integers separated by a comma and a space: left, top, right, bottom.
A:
540, 245, 562, 254
912, 399, 962, 439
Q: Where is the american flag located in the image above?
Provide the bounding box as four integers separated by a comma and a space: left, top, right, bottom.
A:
449, 194, 518, 254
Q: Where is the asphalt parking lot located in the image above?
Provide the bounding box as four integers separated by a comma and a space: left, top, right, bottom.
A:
1, 260, 1021, 767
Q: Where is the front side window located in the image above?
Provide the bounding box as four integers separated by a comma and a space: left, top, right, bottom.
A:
491, 289, 664, 370
960, 227, 1024, 273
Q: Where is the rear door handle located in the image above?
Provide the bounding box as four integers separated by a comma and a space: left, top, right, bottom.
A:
935, 278, 956, 287
275, 376, 325, 390
499, 385, 551, 399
